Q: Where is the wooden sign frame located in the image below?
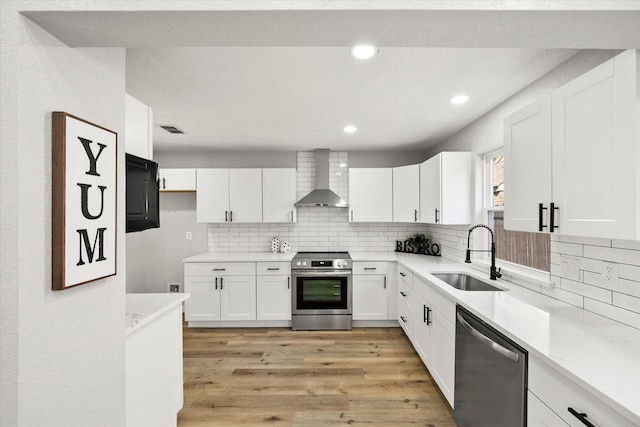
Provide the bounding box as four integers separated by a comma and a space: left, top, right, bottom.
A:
52, 112, 118, 290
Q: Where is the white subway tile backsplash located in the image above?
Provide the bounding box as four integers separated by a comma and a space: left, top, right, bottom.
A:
550, 241, 584, 257
584, 298, 640, 329
541, 285, 584, 308
560, 278, 612, 303
612, 239, 640, 250
583, 245, 640, 266
613, 293, 640, 313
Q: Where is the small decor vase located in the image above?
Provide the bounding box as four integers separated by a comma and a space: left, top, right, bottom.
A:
280, 241, 291, 254
271, 236, 280, 253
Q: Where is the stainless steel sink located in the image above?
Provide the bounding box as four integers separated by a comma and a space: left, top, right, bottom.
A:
432, 273, 504, 291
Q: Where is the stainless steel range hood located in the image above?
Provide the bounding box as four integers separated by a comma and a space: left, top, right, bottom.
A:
295, 149, 348, 208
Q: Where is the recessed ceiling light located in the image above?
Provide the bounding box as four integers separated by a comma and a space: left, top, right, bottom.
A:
450, 95, 470, 105
344, 125, 358, 134
351, 45, 376, 60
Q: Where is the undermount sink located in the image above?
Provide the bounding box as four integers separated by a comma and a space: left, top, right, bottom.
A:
432, 273, 504, 291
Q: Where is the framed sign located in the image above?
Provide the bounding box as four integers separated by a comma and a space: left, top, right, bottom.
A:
52, 112, 117, 290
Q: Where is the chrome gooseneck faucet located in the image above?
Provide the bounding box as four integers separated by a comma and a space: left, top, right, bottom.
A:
465, 224, 502, 280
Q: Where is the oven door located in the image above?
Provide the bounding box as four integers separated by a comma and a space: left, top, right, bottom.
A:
291, 270, 352, 315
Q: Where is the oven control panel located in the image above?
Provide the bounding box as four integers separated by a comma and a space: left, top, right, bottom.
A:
293, 258, 352, 269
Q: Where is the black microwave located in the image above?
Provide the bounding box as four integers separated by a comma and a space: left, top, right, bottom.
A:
125, 153, 159, 233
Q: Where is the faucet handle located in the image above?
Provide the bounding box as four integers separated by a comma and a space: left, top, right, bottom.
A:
496, 267, 502, 278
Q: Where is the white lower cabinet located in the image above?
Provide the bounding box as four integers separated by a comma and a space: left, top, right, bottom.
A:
528, 391, 569, 427
411, 276, 455, 407
353, 262, 395, 321
256, 262, 292, 321
528, 355, 637, 427
184, 262, 257, 322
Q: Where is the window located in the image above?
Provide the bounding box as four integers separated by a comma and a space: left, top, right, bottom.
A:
484, 150, 550, 272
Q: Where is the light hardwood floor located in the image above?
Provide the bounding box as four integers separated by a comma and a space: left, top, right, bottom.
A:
178, 326, 456, 426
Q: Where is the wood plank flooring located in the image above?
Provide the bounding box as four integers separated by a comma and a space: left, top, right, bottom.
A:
178, 325, 456, 427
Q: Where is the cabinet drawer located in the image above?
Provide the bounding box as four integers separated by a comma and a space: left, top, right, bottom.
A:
257, 262, 291, 275
185, 262, 256, 277
353, 262, 388, 275
529, 356, 636, 427
397, 265, 413, 288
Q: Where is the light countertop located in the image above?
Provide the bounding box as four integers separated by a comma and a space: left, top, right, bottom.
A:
182, 251, 640, 422
183, 252, 295, 263
126, 293, 190, 336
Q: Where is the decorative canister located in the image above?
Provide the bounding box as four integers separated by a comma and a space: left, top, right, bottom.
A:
280, 241, 291, 253
270, 236, 280, 253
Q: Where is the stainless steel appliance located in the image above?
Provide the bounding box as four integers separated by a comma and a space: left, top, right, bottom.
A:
291, 251, 352, 330
454, 305, 527, 427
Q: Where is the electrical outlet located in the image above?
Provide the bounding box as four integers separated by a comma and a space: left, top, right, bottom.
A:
185, 231, 192, 241
601, 262, 618, 290
168, 282, 181, 293
560, 256, 581, 281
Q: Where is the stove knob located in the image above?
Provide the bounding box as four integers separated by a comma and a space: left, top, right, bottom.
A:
296, 261, 301, 266
302, 261, 307, 266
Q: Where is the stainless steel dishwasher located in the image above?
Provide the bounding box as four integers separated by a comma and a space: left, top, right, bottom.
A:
453, 305, 528, 427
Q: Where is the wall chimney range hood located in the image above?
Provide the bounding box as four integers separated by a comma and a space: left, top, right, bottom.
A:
295, 149, 348, 208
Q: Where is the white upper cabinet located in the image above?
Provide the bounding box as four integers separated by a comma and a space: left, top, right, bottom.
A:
393, 164, 420, 223
504, 96, 552, 232
552, 50, 639, 239
196, 168, 262, 223
505, 50, 640, 240
125, 93, 153, 159
262, 168, 297, 223
158, 168, 196, 192
419, 152, 472, 224
349, 168, 393, 222
229, 169, 262, 223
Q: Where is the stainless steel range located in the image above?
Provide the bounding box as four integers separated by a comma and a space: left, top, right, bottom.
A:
291, 252, 352, 331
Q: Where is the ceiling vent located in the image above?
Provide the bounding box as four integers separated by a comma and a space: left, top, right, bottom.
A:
159, 125, 185, 134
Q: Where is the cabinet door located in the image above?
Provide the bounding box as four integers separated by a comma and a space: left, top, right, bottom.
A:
184, 276, 221, 321
220, 275, 257, 321
552, 50, 639, 239
263, 168, 296, 223
413, 295, 432, 366
504, 97, 552, 232
229, 169, 262, 223
349, 168, 393, 222
196, 169, 229, 223
431, 310, 455, 406
440, 152, 472, 224
353, 275, 389, 320
159, 168, 196, 192
528, 392, 569, 427
419, 155, 441, 223
393, 164, 420, 223
125, 93, 153, 159
256, 275, 291, 321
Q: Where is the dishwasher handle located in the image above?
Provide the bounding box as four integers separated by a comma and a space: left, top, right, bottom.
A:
457, 312, 520, 363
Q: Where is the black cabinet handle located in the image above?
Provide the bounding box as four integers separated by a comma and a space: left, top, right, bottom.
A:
538, 203, 548, 231
287, 277, 290, 289
225, 210, 228, 222
220, 278, 223, 290
162, 177, 166, 189
568, 408, 596, 427
550, 203, 559, 232
291, 210, 294, 222
267, 267, 280, 271
399, 272, 406, 277
424, 305, 432, 325
435, 208, 439, 223
400, 291, 407, 297
351, 210, 354, 221
414, 209, 418, 222
230, 211, 233, 222
400, 316, 407, 323
215, 277, 218, 290
212, 268, 226, 271
364, 267, 377, 271
383, 276, 387, 289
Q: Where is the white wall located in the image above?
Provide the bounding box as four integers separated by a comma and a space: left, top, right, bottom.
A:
1, 5, 126, 426
428, 49, 640, 329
